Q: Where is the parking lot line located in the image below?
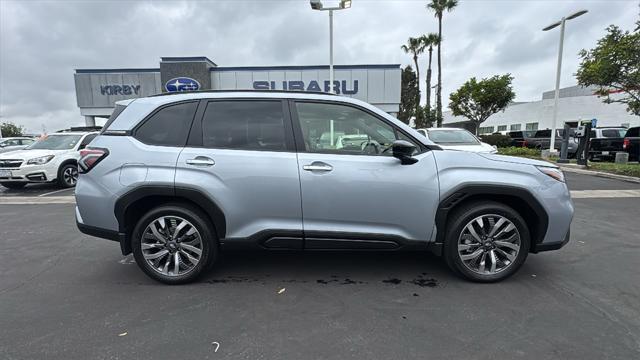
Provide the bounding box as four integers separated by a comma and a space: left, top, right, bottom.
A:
570, 189, 640, 198
38, 188, 74, 197
0, 196, 75, 204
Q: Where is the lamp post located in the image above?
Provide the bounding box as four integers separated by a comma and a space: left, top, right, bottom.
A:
310, 0, 352, 94
542, 9, 588, 155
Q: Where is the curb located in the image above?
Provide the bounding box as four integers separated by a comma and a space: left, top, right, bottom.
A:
557, 164, 640, 184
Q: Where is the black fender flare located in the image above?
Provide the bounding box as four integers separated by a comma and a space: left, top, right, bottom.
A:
434, 185, 548, 247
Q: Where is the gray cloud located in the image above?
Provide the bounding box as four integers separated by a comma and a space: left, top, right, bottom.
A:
0, 0, 637, 133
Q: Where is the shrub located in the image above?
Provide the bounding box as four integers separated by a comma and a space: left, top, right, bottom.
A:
498, 146, 541, 158
481, 134, 512, 147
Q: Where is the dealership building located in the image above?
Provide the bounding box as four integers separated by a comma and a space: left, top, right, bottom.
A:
74, 56, 401, 126
443, 85, 640, 134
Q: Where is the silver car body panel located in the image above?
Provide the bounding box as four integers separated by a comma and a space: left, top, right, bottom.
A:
76, 91, 573, 253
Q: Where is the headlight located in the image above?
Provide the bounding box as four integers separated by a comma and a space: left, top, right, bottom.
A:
26, 155, 55, 165
536, 166, 565, 182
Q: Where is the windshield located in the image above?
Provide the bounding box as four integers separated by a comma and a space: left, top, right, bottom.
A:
427, 129, 480, 145
27, 135, 82, 150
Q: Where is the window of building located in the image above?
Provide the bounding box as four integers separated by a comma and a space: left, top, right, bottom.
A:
295, 102, 415, 155
478, 126, 495, 135
135, 102, 197, 146
510, 124, 521, 131
202, 101, 287, 151
525, 122, 538, 131
497, 125, 507, 132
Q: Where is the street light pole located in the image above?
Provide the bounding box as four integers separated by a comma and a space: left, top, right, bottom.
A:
310, 0, 352, 95
543, 9, 588, 155
329, 9, 334, 94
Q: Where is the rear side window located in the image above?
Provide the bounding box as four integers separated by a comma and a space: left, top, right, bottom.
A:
535, 130, 551, 138
135, 102, 198, 146
626, 127, 639, 137
601, 129, 625, 138
201, 101, 287, 151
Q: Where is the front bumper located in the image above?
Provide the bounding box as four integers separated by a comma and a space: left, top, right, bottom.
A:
0, 165, 57, 183
532, 229, 570, 252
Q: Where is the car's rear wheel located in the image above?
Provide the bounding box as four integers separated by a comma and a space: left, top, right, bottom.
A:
1, 182, 27, 189
57, 163, 78, 188
132, 204, 218, 284
444, 201, 530, 282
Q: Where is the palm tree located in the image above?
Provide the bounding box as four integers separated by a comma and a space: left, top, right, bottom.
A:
419, 33, 440, 114
427, 0, 458, 127
401, 37, 426, 116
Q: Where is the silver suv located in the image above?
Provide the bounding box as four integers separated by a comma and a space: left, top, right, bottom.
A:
75, 91, 573, 284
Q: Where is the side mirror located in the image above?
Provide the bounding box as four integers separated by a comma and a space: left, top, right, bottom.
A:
392, 140, 418, 165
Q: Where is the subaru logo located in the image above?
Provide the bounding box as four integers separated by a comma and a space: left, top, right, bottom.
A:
165, 77, 200, 92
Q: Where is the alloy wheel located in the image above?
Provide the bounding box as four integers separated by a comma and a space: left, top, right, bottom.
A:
457, 214, 521, 275
141, 216, 203, 277
63, 166, 78, 186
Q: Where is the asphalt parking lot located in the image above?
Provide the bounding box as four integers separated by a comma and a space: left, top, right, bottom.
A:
1, 172, 639, 359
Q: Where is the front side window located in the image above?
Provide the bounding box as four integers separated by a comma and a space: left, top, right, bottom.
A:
201, 101, 287, 151
28, 135, 82, 150
135, 101, 197, 146
295, 102, 410, 155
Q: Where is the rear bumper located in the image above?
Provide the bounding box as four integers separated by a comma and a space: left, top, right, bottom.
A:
76, 221, 130, 255
532, 229, 570, 253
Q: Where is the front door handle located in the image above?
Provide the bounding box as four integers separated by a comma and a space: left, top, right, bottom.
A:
303, 162, 333, 172
186, 156, 215, 167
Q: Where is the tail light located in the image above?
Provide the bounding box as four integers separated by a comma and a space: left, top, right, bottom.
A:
79, 148, 109, 173
623, 138, 630, 150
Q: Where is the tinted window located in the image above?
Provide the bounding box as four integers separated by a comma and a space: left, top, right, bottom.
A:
535, 130, 551, 138
79, 134, 98, 149
202, 101, 286, 151
135, 102, 197, 146
295, 102, 413, 155
625, 127, 639, 137
602, 129, 626, 138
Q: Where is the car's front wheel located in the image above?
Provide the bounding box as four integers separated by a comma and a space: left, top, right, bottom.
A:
444, 201, 530, 282
131, 204, 218, 284
0, 182, 27, 190
57, 163, 78, 188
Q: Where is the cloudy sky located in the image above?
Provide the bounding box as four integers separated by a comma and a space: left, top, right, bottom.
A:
0, 0, 638, 133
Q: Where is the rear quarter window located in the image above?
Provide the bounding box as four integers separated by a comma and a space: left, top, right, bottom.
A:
134, 101, 198, 146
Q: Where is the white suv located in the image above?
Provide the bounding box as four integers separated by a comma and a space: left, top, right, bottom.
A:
0, 130, 98, 189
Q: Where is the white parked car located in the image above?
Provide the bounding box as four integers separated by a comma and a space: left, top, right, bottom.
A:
0, 137, 36, 154
0, 130, 98, 189
416, 128, 497, 154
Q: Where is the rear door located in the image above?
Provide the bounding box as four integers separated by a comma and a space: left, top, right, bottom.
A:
175, 99, 303, 247
291, 100, 439, 249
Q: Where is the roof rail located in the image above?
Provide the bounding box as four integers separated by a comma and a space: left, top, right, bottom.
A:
148, 89, 338, 97
56, 126, 103, 133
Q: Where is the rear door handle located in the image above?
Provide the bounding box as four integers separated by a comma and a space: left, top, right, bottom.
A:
186, 156, 215, 167
303, 162, 333, 172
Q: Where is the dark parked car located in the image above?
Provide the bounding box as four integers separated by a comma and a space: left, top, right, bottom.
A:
623, 126, 640, 162
527, 129, 578, 156
506, 130, 534, 147
588, 127, 627, 161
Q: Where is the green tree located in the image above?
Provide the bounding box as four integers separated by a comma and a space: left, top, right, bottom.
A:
419, 33, 440, 114
398, 66, 419, 124
1, 122, 25, 137
576, 24, 640, 116
401, 37, 426, 116
449, 74, 515, 135
427, 0, 458, 127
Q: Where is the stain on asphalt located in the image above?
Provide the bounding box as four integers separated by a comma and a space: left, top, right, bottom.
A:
411, 277, 438, 287
316, 278, 366, 285
382, 278, 402, 285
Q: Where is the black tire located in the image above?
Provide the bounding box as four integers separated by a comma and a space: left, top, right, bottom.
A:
1, 182, 27, 189
57, 163, 78, 188
443, 201, 530, 283
132, 203, 218, 284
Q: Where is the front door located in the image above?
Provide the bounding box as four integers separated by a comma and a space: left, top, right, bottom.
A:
175, 99, 303, 248
291, 101, 439, 249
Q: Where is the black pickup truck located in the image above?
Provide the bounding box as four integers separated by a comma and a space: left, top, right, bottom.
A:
588, 127, 628, 161
623, 126, 640, 162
